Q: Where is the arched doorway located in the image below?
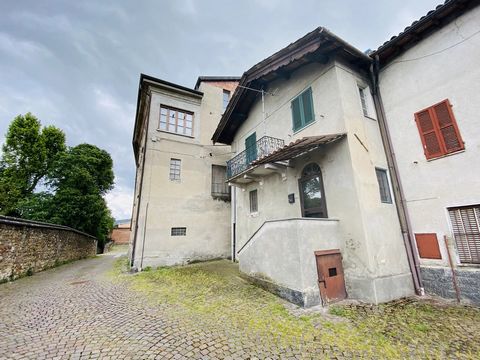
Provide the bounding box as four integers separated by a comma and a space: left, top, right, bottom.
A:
299, 163, 327, 218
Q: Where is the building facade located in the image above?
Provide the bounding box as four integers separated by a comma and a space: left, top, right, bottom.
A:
373, 0, 480, 304
129, 75, 239, 269
213, 29, 416, 307
129, 0, 480, 306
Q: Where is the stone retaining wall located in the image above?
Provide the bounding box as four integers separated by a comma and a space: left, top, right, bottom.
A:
0, 216, 97, 282
420, 266, 480, 305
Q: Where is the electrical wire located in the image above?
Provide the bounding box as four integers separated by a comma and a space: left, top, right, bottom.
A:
382, 29, 480, 70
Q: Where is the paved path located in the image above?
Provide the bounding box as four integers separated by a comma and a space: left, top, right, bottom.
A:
0, 253, 302, 360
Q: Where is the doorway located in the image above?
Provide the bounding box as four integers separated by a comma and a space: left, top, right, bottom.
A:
314, 249, 347, 305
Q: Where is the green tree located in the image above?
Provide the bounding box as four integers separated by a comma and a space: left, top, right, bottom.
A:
48, 144, 115, 246
0, 113, 65, 215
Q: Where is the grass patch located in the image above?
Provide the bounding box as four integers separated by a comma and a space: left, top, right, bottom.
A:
111, 257, 480, 358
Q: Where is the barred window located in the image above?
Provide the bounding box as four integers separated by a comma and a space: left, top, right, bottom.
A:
169, 158, 181, 181
211, 165, 230, 200
159, 105, 193, 137
171, 227, 186, 236
448, 205, 480, 264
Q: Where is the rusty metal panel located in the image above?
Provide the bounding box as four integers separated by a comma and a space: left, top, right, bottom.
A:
415, 233, 442, 259
315, 250, 347, 305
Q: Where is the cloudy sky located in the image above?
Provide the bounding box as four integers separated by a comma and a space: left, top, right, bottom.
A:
0, 0, 441, 220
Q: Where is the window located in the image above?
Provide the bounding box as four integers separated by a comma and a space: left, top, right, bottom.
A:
211, 165, 230, 200
223, 90, 230, 111
358, 87, 368, 117
159, 105, 193, 137
414, 99, 464, 160
291, 87, 315, 132
171, 227, 186, 236
245, 132, 257, 164
299, 163, 327, 218
448, 205, 480, 264
375, 168, 392, 204
249, 189, 258, 213
169, 158, 181, 181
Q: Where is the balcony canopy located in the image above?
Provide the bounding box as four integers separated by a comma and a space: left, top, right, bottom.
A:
227, 133, 345, 184
252, 134, 345, 166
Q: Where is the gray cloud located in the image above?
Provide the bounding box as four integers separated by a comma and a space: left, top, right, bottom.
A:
0, 0, 441, 219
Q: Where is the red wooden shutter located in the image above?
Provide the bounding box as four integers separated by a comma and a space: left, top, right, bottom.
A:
414, 99, 464, 159
432, 99, 464, 154
414, 108, 443, 159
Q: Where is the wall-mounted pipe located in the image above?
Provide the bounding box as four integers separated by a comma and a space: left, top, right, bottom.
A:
369, 56, 424, 295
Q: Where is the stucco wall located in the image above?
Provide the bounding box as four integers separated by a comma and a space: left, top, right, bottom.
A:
230, 58, 414, 304
378, 5, 480, 269
239, 218, 342, 307
0, 217, 97, 282
131, 82, 232, 268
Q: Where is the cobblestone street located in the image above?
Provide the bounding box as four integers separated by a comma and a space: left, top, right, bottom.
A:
1, 250, 479, 359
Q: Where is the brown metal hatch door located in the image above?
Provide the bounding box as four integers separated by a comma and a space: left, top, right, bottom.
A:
315, 249, 347, 304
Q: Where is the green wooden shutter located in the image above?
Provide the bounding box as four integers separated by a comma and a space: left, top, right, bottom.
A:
291, 97, 302, 131
245, 132, 257, 164
301, 88, 314, 125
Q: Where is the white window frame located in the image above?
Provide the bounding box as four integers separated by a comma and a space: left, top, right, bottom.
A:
169, 158, 181, 181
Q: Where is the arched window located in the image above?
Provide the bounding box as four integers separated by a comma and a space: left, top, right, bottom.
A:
299, 163, 327, 218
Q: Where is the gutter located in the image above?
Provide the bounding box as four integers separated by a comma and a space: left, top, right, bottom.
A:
369, 56, 424, 295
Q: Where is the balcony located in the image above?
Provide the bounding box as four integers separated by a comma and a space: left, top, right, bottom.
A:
227, 136, 284, 180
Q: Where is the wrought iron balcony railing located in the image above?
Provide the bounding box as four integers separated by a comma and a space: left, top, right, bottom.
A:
227, 136, 285, 179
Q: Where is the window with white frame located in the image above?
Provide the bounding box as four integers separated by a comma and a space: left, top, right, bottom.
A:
375, 168, 392, 203
358, 87, 369, 117
169, 158, 181, 181
159, 105, 193, 136
249, 189, 258, 213
223, 90, 230, 111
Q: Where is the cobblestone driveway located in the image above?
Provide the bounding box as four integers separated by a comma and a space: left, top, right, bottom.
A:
1, 250, 479, 359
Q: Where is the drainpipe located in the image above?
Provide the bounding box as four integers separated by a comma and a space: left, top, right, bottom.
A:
369, 56, 424, 295
130, 90, 151, 269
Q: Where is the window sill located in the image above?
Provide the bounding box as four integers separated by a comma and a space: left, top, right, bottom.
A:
426, 149, 465, 162
156, 129, 194, 139
249, 212, 259, 218
364, 115, 377, 121
457, 263, 480, 269
293, 119, 317, 135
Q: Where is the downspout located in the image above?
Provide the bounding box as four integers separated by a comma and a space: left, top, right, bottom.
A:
369, 56, 424, 295
130, 90, 151, 269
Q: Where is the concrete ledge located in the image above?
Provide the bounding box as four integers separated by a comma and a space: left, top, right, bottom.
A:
347, 272, 414, 304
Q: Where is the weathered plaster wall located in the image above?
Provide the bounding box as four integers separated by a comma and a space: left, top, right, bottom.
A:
379, 6, 480, 270
231, 58, 413, 305
0, 217, 97, 282
239, 218, 341, 307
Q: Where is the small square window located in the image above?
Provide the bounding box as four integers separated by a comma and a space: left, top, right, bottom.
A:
169, 158, 181, 181
375, 168, 392, 204
249, 189, 258, 213
171, 227, 186, 236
